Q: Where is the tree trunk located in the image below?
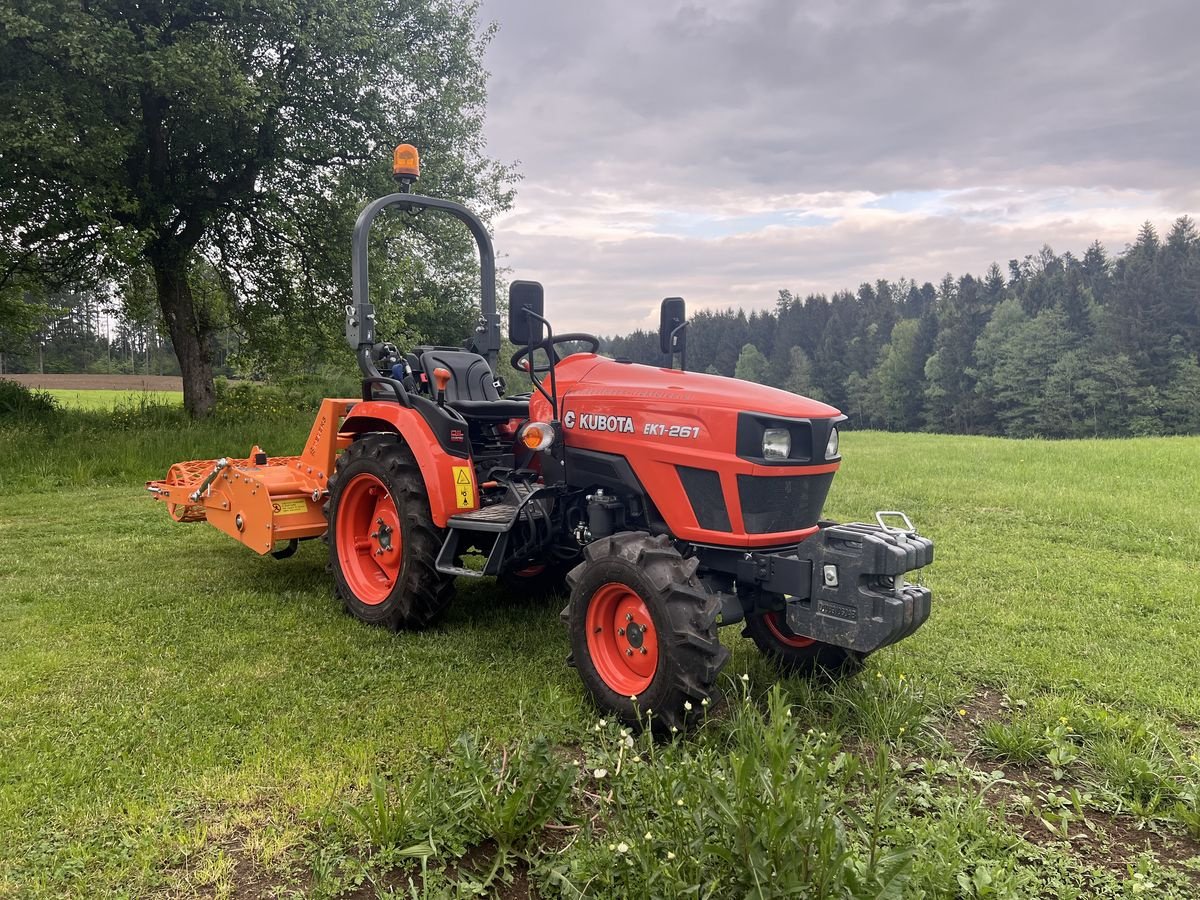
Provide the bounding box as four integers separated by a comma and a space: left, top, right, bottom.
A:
152, 253, 216, 417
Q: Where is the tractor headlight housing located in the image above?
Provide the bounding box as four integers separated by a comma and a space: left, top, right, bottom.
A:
518, 421, 556, 452
762, 428, 791, 460
825, 426, 840, 459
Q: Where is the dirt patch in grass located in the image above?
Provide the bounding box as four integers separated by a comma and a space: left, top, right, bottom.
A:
188, 829, 299, 900
940, 687, 1008, 755
1, 373, 183, 391
1005, 804, 1200, 887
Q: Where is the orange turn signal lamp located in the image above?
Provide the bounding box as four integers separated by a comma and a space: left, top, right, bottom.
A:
519, 421, 555, 452
393, 143, 420, 182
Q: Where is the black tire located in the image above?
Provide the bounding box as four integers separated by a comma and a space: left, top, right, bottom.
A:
325, 434, 455, 629
562, 533, 729, 733
743, 610, 864, 679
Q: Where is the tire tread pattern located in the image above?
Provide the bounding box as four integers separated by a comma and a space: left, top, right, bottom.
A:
324, 434, 455, 629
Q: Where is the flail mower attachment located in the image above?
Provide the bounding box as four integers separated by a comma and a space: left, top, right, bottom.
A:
146, 399, 356, 556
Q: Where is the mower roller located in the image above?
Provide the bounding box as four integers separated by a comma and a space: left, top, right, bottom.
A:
149, 144, 934, 731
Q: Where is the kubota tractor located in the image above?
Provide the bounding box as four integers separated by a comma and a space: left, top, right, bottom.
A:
149, 144, 933, 731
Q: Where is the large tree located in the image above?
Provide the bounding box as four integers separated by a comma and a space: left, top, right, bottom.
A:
0, 0, 511, 415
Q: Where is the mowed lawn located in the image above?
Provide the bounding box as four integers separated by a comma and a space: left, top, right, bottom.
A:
43, 388, 183, 410
1, 418, 1198, 897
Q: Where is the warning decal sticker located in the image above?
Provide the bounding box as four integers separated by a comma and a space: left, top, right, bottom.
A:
272, 499, 308, 516
452, 466, 474, 509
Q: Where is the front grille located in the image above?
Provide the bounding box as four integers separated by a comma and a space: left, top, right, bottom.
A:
737, 472, 834, 534
677, 466, 732, 531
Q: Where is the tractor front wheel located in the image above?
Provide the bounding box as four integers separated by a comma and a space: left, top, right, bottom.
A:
564, 533, 728, 732
325, 434, 454, 629
743, 610, 863, 679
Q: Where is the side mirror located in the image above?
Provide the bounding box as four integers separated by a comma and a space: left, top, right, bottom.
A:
508, 280, 545, 346
659, 297, 687, 355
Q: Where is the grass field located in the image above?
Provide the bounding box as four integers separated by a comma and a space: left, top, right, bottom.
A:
1, 397, 1198, 898
43, 388, 184, 410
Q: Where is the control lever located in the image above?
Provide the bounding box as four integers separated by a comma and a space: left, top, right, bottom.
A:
433, 367, 452, 408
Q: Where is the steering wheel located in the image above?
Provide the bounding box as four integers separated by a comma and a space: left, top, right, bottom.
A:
510, 332, 600, 374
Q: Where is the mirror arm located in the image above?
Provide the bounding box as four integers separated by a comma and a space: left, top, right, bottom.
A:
522, 309, 559, 418
669, 320, 689, 372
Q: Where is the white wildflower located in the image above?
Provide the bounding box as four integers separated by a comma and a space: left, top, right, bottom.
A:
684, 700, 693, 711
616, 841, 629, 854
593, 768, 608, 779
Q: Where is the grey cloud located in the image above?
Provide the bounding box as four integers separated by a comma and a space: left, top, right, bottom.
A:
483, 0, 1198, 195
476, 0, 1198, 332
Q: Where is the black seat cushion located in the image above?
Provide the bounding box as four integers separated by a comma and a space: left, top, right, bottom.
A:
420, 349, 500, 402
417, 348, 529, 420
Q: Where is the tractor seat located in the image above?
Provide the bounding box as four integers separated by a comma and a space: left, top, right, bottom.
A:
417, 348, 528, 420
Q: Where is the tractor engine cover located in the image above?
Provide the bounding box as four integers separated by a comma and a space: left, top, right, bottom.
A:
530, 354, 845, 549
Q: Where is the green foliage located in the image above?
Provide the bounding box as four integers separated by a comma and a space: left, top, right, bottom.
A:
343, 775, 435, 858
0, 0, 514, 413
0, 378, 56, 419
733, 341, 770, 383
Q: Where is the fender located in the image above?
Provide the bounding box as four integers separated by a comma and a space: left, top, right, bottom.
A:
339, 400, 478, 526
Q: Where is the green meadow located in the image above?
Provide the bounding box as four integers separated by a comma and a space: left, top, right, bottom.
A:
1, 395, 1197, 898
42, 388, 183, 411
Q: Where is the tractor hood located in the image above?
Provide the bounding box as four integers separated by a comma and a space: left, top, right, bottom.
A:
555, 355, 841, 419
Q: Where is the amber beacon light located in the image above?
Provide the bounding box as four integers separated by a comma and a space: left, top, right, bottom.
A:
392, 143, 420, 184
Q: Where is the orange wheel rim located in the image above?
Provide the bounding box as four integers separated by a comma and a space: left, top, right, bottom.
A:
585, 582, 658, 696
764, 610, 815, 648
335, 473, 402, 605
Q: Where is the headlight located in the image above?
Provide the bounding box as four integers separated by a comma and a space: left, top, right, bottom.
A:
825, 426, 840, 459
762, 428, 791, 460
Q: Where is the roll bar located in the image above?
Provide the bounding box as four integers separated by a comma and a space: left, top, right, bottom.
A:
345, 192, 502, 378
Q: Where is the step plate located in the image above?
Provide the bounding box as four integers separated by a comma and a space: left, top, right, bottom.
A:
448, 503, 518, 533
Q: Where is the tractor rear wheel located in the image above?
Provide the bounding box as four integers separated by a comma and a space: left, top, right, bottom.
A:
563, 533, 728, 733
743, 610, 863, 679
325, 434, 454, 629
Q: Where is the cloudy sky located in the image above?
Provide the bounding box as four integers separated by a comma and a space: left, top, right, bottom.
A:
478, 0, 1198, 336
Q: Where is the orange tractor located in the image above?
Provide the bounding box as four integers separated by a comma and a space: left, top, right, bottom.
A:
149, 145, 933, 730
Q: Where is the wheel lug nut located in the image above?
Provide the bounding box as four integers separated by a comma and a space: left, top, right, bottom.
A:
617, 627, 625, 636
640, 647, 647, 655
626, 613, 633, 622
626, 648, 633, 656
